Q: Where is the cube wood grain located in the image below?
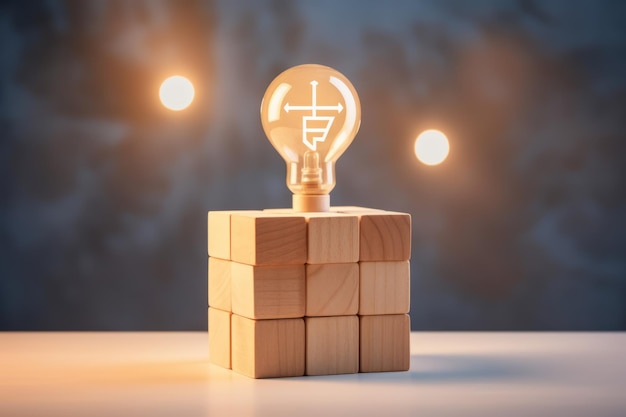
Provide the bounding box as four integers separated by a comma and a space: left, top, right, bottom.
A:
231, 315, 305, 378
305, 316, 359, 376
360, 314, 410, 373
306, 263, 359, 317
208, 257, 231, 312
359, 261, 410, 315
231, 262, 305, 319
208, 307, 231, 369
305, 212, 359, 264
208, 211, 233, 260
264, 210, 359, 264
356, 212, 411, 261
230, 212, 307, 265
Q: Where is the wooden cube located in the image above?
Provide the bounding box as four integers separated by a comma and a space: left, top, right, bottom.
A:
305, 213, 359, 264
359, 261, 410, 315
360, 314, 410, 373
231, 315, 305, 378
230, 212, 307, 265
264, 210, 359, 264
207, 206, 412, 379
208, 257, 231, 312
208, 307, 231, 369
306, 263, 359, 317
208, 211, 233, 260
305, 316, 359, 376
356, 212, 411, 261
231, 262, 305, 319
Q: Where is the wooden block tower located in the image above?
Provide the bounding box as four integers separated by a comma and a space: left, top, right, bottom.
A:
207, 64, 411, 377
207, 206, 411, 378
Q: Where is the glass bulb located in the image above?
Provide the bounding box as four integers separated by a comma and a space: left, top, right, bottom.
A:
260, 64, 361, 212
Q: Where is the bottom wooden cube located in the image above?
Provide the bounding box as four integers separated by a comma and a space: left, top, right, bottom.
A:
208, 307, 231, 369
231, 314, 305, 378
305, 316, 359, 376
360, 314, 410, 373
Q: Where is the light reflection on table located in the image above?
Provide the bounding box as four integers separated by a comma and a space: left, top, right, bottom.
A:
1, 332, 624, 417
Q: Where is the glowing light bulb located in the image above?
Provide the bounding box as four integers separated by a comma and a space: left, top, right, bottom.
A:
160, 75, 194, 111
261, 64, 361, 212
414, 129, 449, 166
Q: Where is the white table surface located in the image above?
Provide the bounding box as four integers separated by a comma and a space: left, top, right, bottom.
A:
0, 332, 624, 417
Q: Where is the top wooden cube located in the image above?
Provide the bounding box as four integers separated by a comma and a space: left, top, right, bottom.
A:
335, 208, 411, 261
265, 210, 359, 264
208, 207, 411, 265
207, 211, 232, 260
231, 212, 307, 266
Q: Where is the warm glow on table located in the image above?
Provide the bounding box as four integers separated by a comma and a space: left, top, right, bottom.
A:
0, 332, 624, 416
159, 75, 195, 111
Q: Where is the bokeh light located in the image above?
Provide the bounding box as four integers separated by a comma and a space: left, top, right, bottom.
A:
159, 75, 195, 111
414, 129, 450, 166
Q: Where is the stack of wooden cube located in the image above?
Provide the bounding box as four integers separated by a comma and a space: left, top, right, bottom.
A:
207, 206, 411, 378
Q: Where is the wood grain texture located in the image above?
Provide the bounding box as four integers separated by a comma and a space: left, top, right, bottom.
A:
359, 261, 410, 315
305, 316, 359, 376
305, 213, 359, 264
208, 211, 233, 260
306, 263, 359, 317
231, 262, 305, 319
230, 212, 307, 266
208, 307, 231, 369
208, 257, 231, 312
231, 315, 305, 378
357, 212, 411, 261
360, 314, 410, 373
264, 210, 359, 264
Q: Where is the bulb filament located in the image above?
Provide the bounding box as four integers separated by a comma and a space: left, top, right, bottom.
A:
301, 150, 322, 190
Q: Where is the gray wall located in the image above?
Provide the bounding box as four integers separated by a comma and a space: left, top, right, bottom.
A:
1, 0, 625, 330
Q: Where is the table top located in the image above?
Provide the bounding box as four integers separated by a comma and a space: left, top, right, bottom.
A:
1, 332, 624, 417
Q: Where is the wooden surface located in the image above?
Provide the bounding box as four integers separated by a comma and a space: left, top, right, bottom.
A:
305, 263, 359, 317
359, 261, 410, 315
207, 257, 231, 312
264, 210, 360, 264
305, 316, 359, 376
1, 332, 625, 416
303, 213, 359, 264
210, 207, 411, 378
355, 211, 412, 261
360, 314, 411, 372
207, 308, 231, 369
231, 316, 305, 378
207, 211, 232, 260
230, 212, 307, 265
231, 263, 305, 319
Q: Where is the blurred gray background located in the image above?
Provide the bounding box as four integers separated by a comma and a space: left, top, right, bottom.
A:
1, 0, 625, 330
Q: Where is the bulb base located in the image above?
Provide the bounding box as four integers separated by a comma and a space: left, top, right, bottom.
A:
292, 194, 330, 212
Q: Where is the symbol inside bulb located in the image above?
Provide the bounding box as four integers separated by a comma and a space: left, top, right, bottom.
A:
261, 64, 361, 212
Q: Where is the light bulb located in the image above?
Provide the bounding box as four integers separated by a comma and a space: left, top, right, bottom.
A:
261, 64, 361, 212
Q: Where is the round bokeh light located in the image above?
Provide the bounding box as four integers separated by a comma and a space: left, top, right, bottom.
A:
414, 129, 450, 166
160, 75, 195, 111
